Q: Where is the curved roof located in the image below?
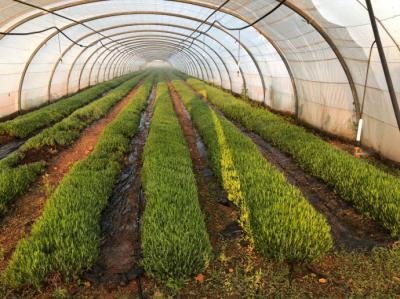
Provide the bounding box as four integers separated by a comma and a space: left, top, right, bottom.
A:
0, 0, 399, 161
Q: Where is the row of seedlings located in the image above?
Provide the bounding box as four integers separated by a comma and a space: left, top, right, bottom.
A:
141, 82, 211, 286
3, 81, 153, 289
188, 79, 400, 237
172, 80, 333, 263
0, 73, 147, 216
0, 72, 143, 140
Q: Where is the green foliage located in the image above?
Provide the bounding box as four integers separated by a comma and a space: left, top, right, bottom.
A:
188, 79, 400, 237
172, 80, 333, 262
151, 68, 169, 83
0, 73, 140, 139
141, 83, 211, 284
52, 287, 68, 299
0, 162, 45, 216
170, 69, 190, 81
0, 73, 147, 217
3, 81, 153, 289
21, 73, 146, 150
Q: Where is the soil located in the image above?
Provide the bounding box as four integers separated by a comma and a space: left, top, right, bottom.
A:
168, 82, 237, 247
71, 83, 239, 299
84, 85, 157, 291
0, 85, 141, 274
0, 82, 134, 163
0, 138, 26, 161
215, 82, 400, 175
0, 135, 15, 146
2, 79, 399, 299
188, 83, 394, 251
234, 92, 400, 176
44, 82, 235, 299
240, 125, 393, 251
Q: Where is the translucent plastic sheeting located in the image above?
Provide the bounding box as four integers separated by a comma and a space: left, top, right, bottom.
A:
0, 0, 399, 162
0, 3, 278, 116
179, 0, 400, 161
191, 0, 400, 160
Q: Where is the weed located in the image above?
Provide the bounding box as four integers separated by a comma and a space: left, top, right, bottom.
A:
52, 287, 68, 299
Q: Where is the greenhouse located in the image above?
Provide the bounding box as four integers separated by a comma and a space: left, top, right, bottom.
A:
0, 0, 399, 297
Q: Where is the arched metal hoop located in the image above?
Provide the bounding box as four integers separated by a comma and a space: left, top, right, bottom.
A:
75, 35, 225, 91
12, 10, 271, 112
47, 25, 242, 99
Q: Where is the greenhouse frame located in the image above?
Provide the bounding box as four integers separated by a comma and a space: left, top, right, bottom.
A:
0, 0, 399, 160
0, 0, 399, 298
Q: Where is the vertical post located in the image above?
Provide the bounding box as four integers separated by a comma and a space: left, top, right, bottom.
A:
365, 0, 400, 131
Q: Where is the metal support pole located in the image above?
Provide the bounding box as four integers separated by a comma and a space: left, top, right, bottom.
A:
365, 0, 400, 131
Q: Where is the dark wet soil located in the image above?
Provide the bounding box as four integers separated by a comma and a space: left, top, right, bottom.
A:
0, 127, 54, 162
0, 134, 15, 145
0, 85, 143, 274
168, 82, 237, 247
220, 221, 243, 240
0, 84, 135, 163
18, 146, 61, 165
188, 83, 394, 252
241, 126, 393, 251
0, 90, 115, 164
0, 138, 29, 160
84, 85, 157, 290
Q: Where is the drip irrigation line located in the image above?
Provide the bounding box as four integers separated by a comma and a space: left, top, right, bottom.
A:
356, 40, 376, 145
170, 0, 231, 55
0, 26, 87, 47
5, 0, 129, 54
187, 0, 231, 45
365, 0, 400, 131
208, 0, 287, 32
237, 30, 241, 77
361, 41, 376, 116
172, 0, 286, 56
13, 0, 121, 51
183, 0, 230, 41
356, 0, 400, 53
0, 24, 133, 55
0, 25, 135, 56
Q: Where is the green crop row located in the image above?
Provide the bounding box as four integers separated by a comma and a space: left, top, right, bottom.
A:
0, 73, 147, 217
172, 80, 333, 262
141, 83, 211, 285
0, 72, 143, 139
188, 79, 400, 237
0, 163, 45, 216
3, 81, 153, 289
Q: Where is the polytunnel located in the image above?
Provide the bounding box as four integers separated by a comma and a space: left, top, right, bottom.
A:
0, 1, 399, 297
